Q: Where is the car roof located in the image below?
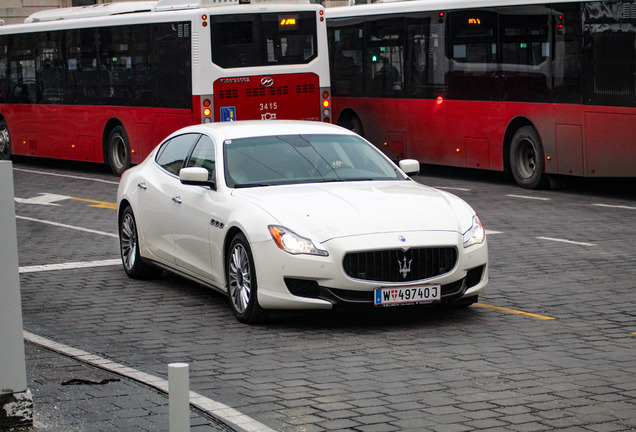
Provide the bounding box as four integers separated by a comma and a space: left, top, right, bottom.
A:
165, 120, 356, 142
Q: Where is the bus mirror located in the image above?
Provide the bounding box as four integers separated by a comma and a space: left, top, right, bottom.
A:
399, 159, 420, 176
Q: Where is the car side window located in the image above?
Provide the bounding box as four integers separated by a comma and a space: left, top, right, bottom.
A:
155, 134, 201, 175
185, 135, 215, 181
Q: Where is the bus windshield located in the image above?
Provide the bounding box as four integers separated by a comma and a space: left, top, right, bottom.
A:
211, 12, 317, 68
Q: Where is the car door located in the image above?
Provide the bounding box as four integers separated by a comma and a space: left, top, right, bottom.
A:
137, 133, 200, 264
172, 134, 222, 281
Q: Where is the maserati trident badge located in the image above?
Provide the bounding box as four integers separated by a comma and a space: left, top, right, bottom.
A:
398, 255, 412, 279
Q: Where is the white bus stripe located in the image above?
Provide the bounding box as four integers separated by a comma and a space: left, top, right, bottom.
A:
19, 259, 121, 273
16, 215, 117, 238
23, 331, 276, 432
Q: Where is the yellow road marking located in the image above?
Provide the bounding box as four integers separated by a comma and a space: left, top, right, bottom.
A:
474, 303, 556, 320
70, 197, 117, 210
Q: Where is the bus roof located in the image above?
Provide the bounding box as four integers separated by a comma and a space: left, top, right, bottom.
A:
24, 0, 312, 23
327, 0, 584, 18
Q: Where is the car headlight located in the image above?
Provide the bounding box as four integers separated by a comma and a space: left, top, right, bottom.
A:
463, 215, 485, 248
268, 226, 329, 256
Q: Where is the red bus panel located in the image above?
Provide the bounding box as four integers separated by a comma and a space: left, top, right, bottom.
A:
213, 73, 320, 123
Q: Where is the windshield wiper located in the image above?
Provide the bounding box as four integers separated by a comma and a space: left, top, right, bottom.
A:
233, 182, 273, 188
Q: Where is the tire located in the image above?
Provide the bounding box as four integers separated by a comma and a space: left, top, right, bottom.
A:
509, 126, 547, 189
107, 125, 131, 175
0, 120, 11, 161
119, 206, 162, 279
226, 233, 267, 324
339, 113, 364, 137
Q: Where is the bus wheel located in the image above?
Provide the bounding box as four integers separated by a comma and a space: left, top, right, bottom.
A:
339, 114, 364, 137
510, 126, 546, 189
107, 125, 131, 175
0, 120, 11, 161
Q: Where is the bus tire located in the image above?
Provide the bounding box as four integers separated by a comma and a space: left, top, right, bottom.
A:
509, 126, 546, 189
107, 125, 131, 175
0, 120, 11, 161
339, 113, 364, 137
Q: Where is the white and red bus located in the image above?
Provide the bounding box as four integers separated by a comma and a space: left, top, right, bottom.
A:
0, 0, 331, 174
327, 0, 636, 188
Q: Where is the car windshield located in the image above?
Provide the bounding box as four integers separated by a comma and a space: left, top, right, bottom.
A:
223, 134, 405, 188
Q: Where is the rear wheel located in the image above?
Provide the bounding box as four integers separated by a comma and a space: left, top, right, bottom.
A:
226, 233, 267, 324
509, 126, 546, 189
338, 113, 364, 137
0, 120, 11, 161
119, 206, 162, 279
107, 125, 131, 175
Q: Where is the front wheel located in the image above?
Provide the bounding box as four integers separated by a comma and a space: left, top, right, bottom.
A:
119, 206, 162, 279
226, 233, 267, 324
0, 120, 11, 161
107, 125, 131, 175
509, 126, 547, 189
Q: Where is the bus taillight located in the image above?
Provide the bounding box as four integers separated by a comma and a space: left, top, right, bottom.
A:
321, 89, 331, 122
201, 97, 213, 123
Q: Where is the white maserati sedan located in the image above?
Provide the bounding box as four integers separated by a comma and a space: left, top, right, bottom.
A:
117, 121, 488, 323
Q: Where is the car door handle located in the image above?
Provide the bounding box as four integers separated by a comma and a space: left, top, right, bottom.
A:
172, 196, 182, 204
137, 182, 147, 190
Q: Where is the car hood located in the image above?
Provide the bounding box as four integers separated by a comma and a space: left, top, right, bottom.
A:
232, 181, 473, 243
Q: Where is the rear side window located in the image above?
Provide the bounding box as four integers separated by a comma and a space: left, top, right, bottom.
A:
155, 133, 200, 175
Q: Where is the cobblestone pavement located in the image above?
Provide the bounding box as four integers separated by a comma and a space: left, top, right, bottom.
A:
11, 158, 636, 431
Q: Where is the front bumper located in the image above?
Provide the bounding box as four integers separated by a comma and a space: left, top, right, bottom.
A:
251, 230, 488, 310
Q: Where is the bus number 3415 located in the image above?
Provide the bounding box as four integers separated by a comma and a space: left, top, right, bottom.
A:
260, 102, 278, 111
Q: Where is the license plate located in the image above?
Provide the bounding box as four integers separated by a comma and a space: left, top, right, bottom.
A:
374, 285, 441, 307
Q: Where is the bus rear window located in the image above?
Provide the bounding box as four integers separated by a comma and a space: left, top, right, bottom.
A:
211, 11, 317, 68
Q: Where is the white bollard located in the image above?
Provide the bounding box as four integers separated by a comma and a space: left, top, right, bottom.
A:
168, 362, 190, 432
0, 161, 33, 428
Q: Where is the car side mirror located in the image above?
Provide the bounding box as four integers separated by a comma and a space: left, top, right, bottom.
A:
179, 167, 216, 189
399, 159, 420, 176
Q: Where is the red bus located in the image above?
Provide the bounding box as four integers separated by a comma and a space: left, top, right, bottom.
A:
326, 0, 636, 188
0, 0, 331, 174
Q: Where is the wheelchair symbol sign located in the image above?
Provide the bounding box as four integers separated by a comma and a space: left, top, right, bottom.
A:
220, 106, 236, 122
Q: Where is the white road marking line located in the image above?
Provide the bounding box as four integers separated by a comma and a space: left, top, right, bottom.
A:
14, 193, 70, 206
19, 259, 121, 274
592, 203, 636, 211
486, 230, 502, 235
437, 186, 471, 192
16, 215, 117, 238
506, 194, 551, 201
23, 331, 276, 432
536, 236, 596, 247
13, 168, 119, 185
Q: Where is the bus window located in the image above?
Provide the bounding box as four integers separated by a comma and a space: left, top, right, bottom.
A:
0, 37, 6, 103
211, 12, 317, 68
329, 26, 363, 96
406, 17, 433, 98
448, 9, 498, 101
366, 18, 404, 98
499, 6, 551, 102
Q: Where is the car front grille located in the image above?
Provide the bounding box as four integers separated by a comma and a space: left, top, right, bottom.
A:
343, 247, 458, 283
